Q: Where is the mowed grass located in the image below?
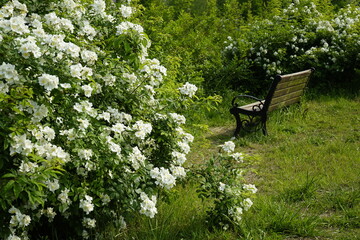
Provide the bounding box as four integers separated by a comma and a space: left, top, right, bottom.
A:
112, 92, 360, 240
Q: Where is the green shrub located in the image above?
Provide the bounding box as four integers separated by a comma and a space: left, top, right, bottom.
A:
222, 1, 360, 93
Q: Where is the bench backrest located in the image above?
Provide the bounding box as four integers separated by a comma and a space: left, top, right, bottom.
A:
265, 68, 314, 112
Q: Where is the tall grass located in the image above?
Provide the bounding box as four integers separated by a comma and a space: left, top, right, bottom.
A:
107, 90, 360, 239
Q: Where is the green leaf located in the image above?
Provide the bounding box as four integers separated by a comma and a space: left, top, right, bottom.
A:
1, 173, 16, 179
13, 183, 23, 199
2, 179, 15, 193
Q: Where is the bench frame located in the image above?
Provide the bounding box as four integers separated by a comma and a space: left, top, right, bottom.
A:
230, 68, 315, 136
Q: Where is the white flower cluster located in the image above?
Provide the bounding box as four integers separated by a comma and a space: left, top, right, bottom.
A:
128, 146, 146, 170
116, 21, 144, 35
178, 82, 198, 98
38, 73, 59, 92
58, 188, 72, 206
132, 120, 152, 139
45, 179, 60, 193
243, 183, 258, 194
90, 0, 114, 22
150, 167, 176, 190
9, 207, 31, 229
169, 113, 186, 125
83, 217, 96, 228
44, 12, 74, 33
230, 152, 244, 162
120, 5, 132, 18
228, 206, 243, 222
223, 36, 238, 54
221, 141, 236, 153
80, 195, 94, 215
138, 192, 157, 218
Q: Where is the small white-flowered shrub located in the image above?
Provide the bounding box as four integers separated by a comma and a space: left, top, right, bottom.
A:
192, 141, 257, 230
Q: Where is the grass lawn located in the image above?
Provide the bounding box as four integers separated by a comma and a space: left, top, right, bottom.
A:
105, 92, 360, 240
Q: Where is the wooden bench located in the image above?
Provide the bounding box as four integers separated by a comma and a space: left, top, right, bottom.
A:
230, 68, 315, 136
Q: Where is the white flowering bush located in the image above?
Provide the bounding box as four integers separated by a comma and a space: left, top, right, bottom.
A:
193, 141, 257, 230
222, 1, 360, 92
0, 0, 196, 239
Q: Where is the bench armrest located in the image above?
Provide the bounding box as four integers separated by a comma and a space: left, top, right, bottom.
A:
231, 94, 264, 107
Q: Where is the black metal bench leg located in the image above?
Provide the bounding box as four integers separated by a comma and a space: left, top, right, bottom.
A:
261, 116, 268, 135
232, 111, 242, 137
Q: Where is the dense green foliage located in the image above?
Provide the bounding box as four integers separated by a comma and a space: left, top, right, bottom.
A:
139, 0, 360, 95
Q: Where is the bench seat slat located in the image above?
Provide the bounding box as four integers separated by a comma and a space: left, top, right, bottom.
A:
270, 89, 305, 106
268, 95, 303, 112
278, 69, 313, 83
239, 100, 265, 111
272, 83, 307, 98
276, 78, 308, 89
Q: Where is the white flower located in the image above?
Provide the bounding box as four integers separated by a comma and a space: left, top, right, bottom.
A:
10, 134, 33, 156
38, 73, 59, 92
18, 160, 38, 173
0, 62, 20, 83
82, 84, 93, 97
108, 141, 121, 154
169, 113, 186, 125
229, 206, 243, 222
80, 195, 94, 214
111, 122, 126, 134
83, 217, 96, 228
46, 179, 60, 192
128, 146, 146, 170
133, 120, 152, 139
8, 207, 31, 228
139, 192, 157, 218
242, 198, 253, 211
218, 182, 226, 192
78, 118, 90, 130
64, 42, 80, 58
45, 207, 56, 221
221, 141, 235, 153
0, 82, 9, 94
171, 151, 187, 165
78, 149, 93, 160
230, 152, 244, 162
60, 83, 71, 89
116, 21, 144, 35
9, 16, 29, 34
150, 167, 176, 190
70, 63, 83, 79
243, 184, 257, 194
97, 111, 111, 122
41, 126, 56, 141
123, 72, 138, 83
80, 21, 97, 40
178, 82, 198, 98
7, 234, 21, 240
170, 165, 186, 178
120, 5, 132, 18
177, 141, 190, 154
81, 50, 98, 65
17, 36, 42, 58
103, 74, 116, 86
32, 104, 49, 122
100, 194, 111, 205
58, 188, 71, 205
